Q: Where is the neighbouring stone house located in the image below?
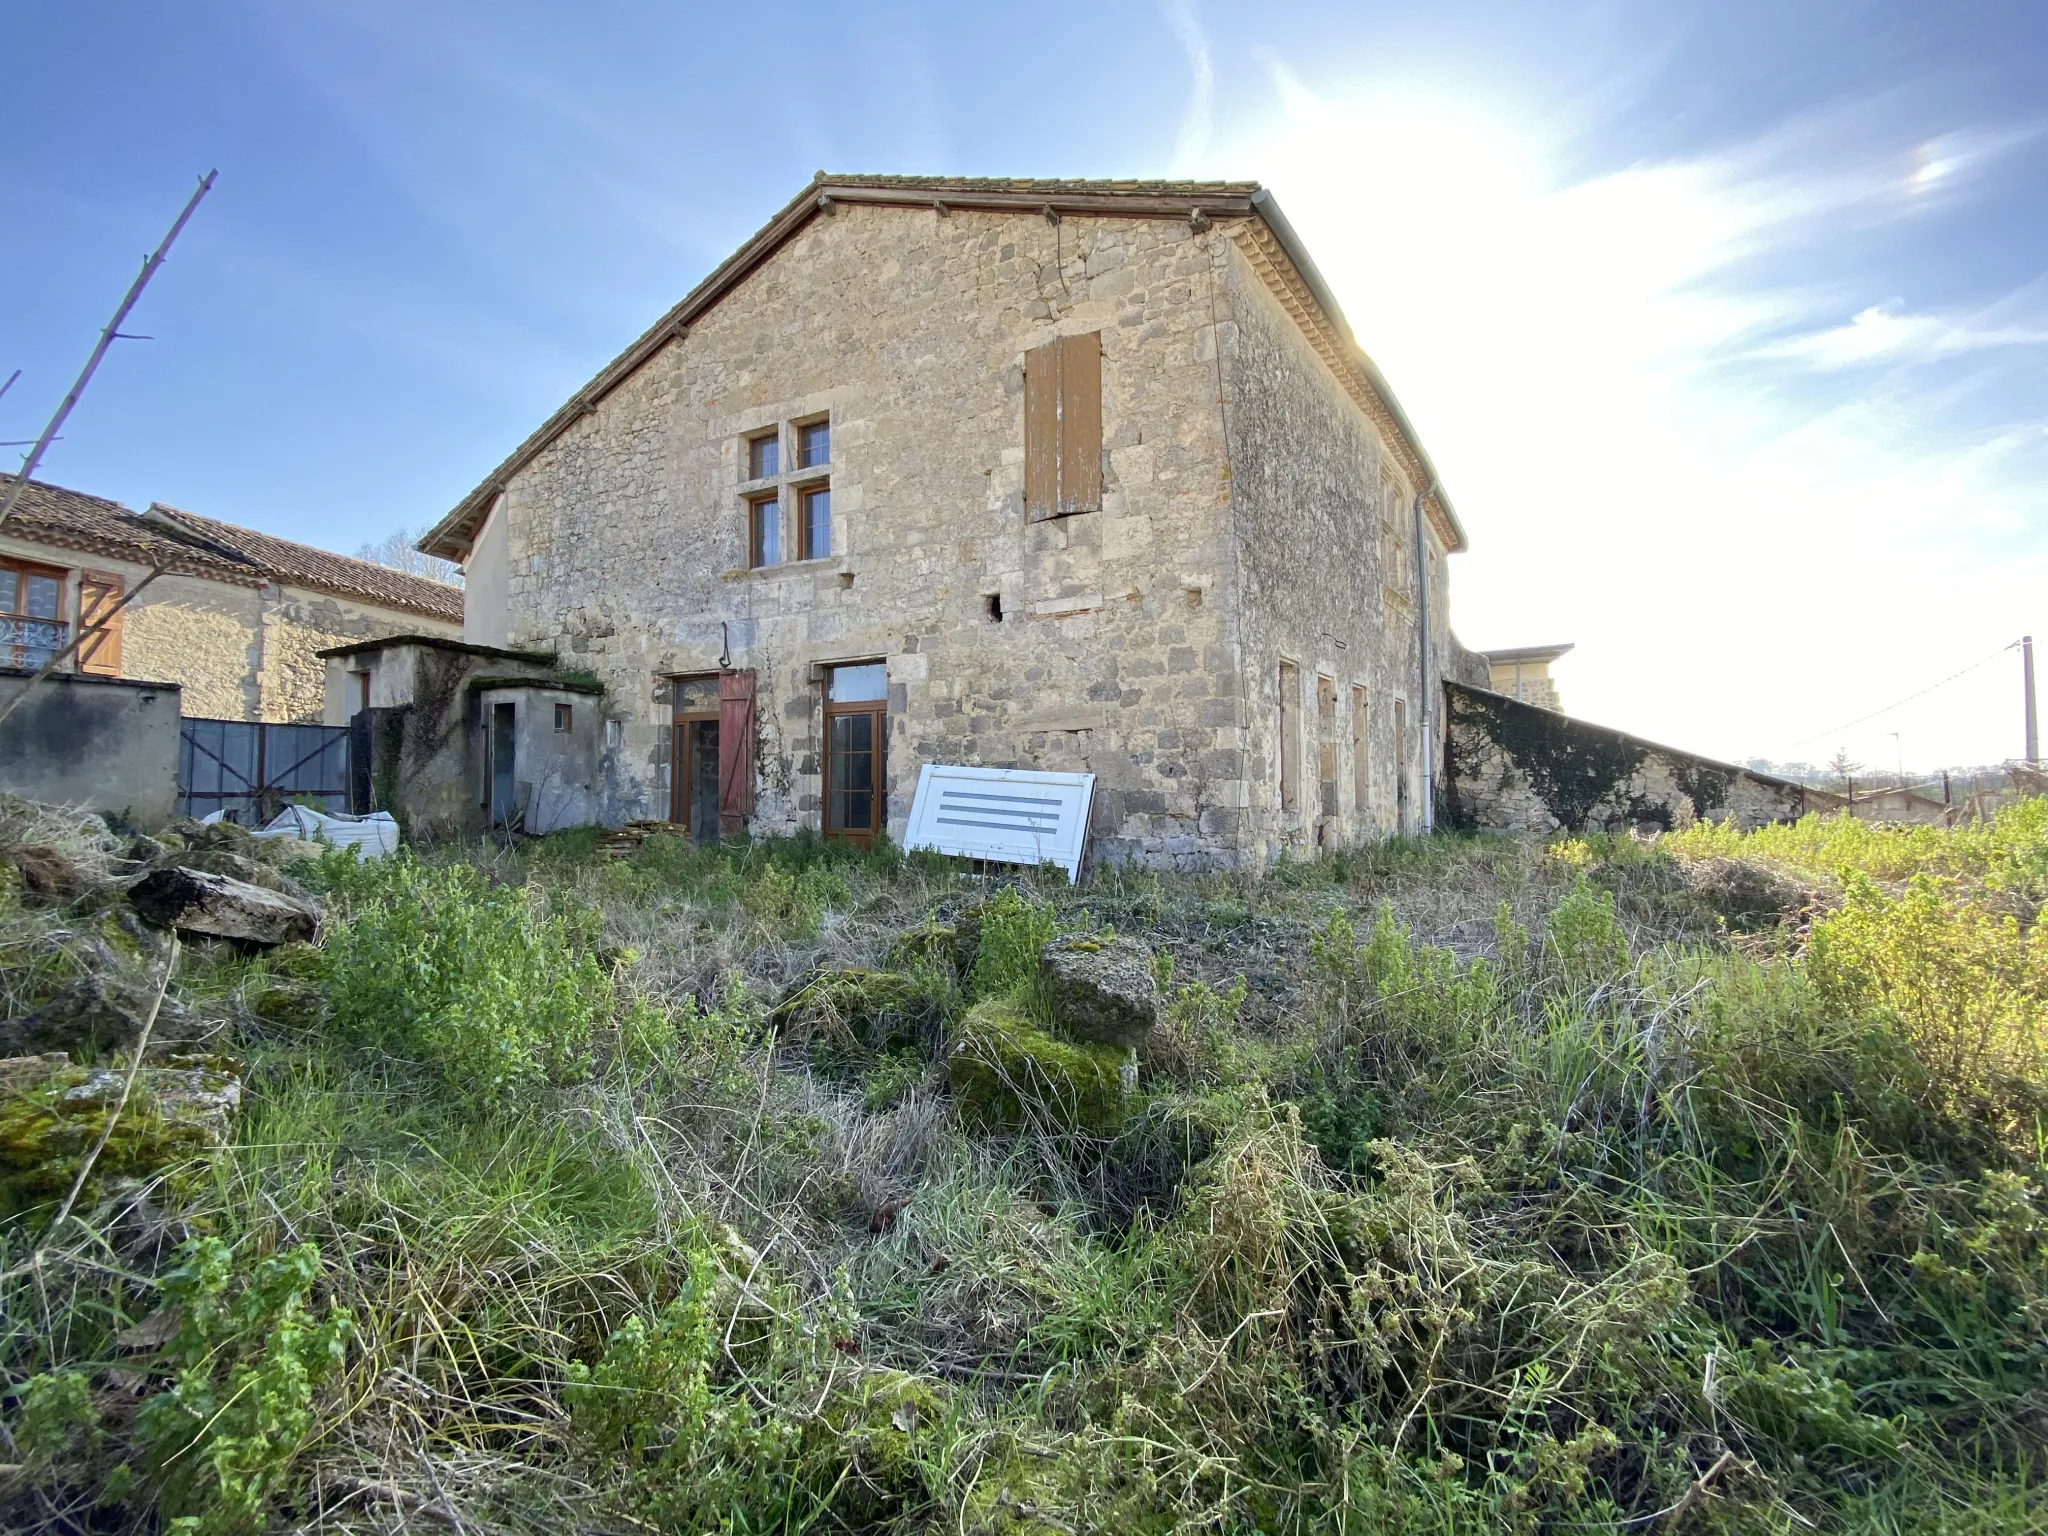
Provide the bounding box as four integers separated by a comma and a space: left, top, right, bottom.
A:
0, 475, 462, 721
1483, 643, 1572, 712
420, 174, 1492, 869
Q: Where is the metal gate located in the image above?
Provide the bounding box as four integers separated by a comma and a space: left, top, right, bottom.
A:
177, 718, 351, 823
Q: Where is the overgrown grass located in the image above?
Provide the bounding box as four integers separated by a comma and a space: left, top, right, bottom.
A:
3, 802, 2045, 1533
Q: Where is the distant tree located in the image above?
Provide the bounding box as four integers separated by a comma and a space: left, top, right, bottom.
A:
1826, 749, 1862, 799
355, 527, 462, 587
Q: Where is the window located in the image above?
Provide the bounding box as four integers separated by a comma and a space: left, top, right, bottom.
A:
554, 702, 573, 733
800, 485, 830, 561
823, 662, 888, 847
749, 494, 781, 568
1351, 686, 1369, 812
1024, 331, 1103, 520
1278, 660, 1301, 812
1394, 697, 1410, 830
740, 414, 831, 564
1, 559, 67, 671
351, 670, 371, 717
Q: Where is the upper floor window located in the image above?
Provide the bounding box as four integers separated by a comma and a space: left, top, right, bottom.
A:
740, 413, 831, 567
1, 559, 67, 671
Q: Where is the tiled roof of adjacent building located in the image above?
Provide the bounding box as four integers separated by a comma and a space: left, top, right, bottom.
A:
420, 172, 1466, 561
0, 475, 464, 623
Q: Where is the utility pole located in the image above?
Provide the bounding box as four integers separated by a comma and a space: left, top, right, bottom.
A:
2025, 635, 2039, 766
0, 169, 217, 535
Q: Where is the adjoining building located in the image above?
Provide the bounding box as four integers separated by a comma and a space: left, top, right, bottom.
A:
414, 174, 1492, 869
0, 475, 462, 722
1482, 643, 1573, 712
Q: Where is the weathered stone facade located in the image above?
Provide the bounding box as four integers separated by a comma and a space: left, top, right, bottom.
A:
429, 178, 1482, 869
1442, 682, 1813, 835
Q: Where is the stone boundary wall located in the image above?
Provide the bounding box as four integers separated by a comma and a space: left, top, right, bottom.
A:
1442, 681, 1813, 835
0, 670, 182, 828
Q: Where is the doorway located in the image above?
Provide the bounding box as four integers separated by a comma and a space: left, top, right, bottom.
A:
670, 674, 722, 843
823, 662, 887, 847
490, 701, 517, 830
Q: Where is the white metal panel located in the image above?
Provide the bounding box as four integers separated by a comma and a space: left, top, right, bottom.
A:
903, 764, 1095, 878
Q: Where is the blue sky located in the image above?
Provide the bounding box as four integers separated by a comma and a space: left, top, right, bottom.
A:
5, 1, 2045, 769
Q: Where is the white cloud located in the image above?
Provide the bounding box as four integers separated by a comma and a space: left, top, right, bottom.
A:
1212, 70, 2048, 767
1160, 0, 1214, 176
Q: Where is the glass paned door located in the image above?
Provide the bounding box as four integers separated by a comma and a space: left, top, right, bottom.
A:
670, 715, 721, 843
824, 707, 884, 845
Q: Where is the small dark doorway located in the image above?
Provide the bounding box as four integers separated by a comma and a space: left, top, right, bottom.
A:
490, 702, 518, 829
670, 675, 722, 843
823, 662, 887, 847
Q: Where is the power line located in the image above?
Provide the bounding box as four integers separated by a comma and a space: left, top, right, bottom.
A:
1787, 645, 2010, 749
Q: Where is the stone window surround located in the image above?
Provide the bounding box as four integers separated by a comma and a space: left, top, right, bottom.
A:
737, 411, 833, 567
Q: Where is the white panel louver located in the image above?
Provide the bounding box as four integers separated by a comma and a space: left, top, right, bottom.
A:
903, 764, 1096, 879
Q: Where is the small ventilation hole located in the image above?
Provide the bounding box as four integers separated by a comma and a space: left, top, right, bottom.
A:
985, 593, 1003, 622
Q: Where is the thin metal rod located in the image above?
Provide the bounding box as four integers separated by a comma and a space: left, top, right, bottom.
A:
0, 169, 217, 534
2024, 635, 2039, 766
0, 369, 19, 404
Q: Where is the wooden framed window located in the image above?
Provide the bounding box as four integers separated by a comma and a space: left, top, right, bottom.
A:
747, 430, 780, 481
1277, 660, 1301, 812
797, 419, 829, 469
1024, 331, 1102, 520
669, 674, 722, 843
1351, 686, 1369, 813
1, 558, 68, 671
350, 670, 371, 717
76, 569, 124, 676
748, 494, 781, 568
554, 702, 573, 733
823, 661, 887, 847
799, 485, 830, 561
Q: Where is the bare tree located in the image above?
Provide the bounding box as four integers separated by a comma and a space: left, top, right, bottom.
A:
356, 526, 463, 587
1826, 748, 1862, 800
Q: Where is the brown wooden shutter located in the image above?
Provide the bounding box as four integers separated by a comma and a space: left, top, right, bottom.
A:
1024, 338, 1059, 520
1023, 331, 1104, 520
1057, 330, 1102, 516
717, 668, 757, 837
76, 570, 124, 676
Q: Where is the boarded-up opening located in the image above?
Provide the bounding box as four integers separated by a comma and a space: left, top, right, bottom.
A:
1394, 697, 1410, 832
76, 570, 124, 676
1024, 331, 1103, 520
1352, 685, 1369, 813
1278, 660, 1301, 813
1317, 674, 1338, 821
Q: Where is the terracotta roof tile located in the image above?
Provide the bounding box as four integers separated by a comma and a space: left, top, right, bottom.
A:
0, 476, 463, 623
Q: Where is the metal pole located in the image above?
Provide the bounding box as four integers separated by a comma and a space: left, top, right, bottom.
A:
1413, 487, 1434, 833
2025, 635, 2039, 766
0, 169, 217, 535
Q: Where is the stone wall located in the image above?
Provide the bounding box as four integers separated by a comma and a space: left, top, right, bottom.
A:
0, 670, 182, 827
1442, 682, 1812, 834
497, 202, 1243, 867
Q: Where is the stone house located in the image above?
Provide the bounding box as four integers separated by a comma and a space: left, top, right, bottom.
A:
422, 175, 1489, 870
0, 475, 462, 721
1483, 643, 1572, 712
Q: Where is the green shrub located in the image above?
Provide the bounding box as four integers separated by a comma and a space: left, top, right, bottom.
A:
319, 853, 612, 1108
135, 1238, 352, 1535
964, 886, 1057, 1008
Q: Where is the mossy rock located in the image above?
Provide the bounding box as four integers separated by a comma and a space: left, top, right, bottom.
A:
0, 1053, 240, 1220
884, 920, 959, 975
771, 968, 939, 1051
808, 1368, 948, 1515
947, 999, 1133, 1135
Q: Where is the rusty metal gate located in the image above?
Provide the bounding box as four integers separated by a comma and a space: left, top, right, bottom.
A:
176, 718, 351, 823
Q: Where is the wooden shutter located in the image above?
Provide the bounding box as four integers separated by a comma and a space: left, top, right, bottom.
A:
76, 570, 124, 676
1057, 331, 1101, 516
717, 669, 757, 837
1024, 339, 1059, 520
1023, 331, 1103, 521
